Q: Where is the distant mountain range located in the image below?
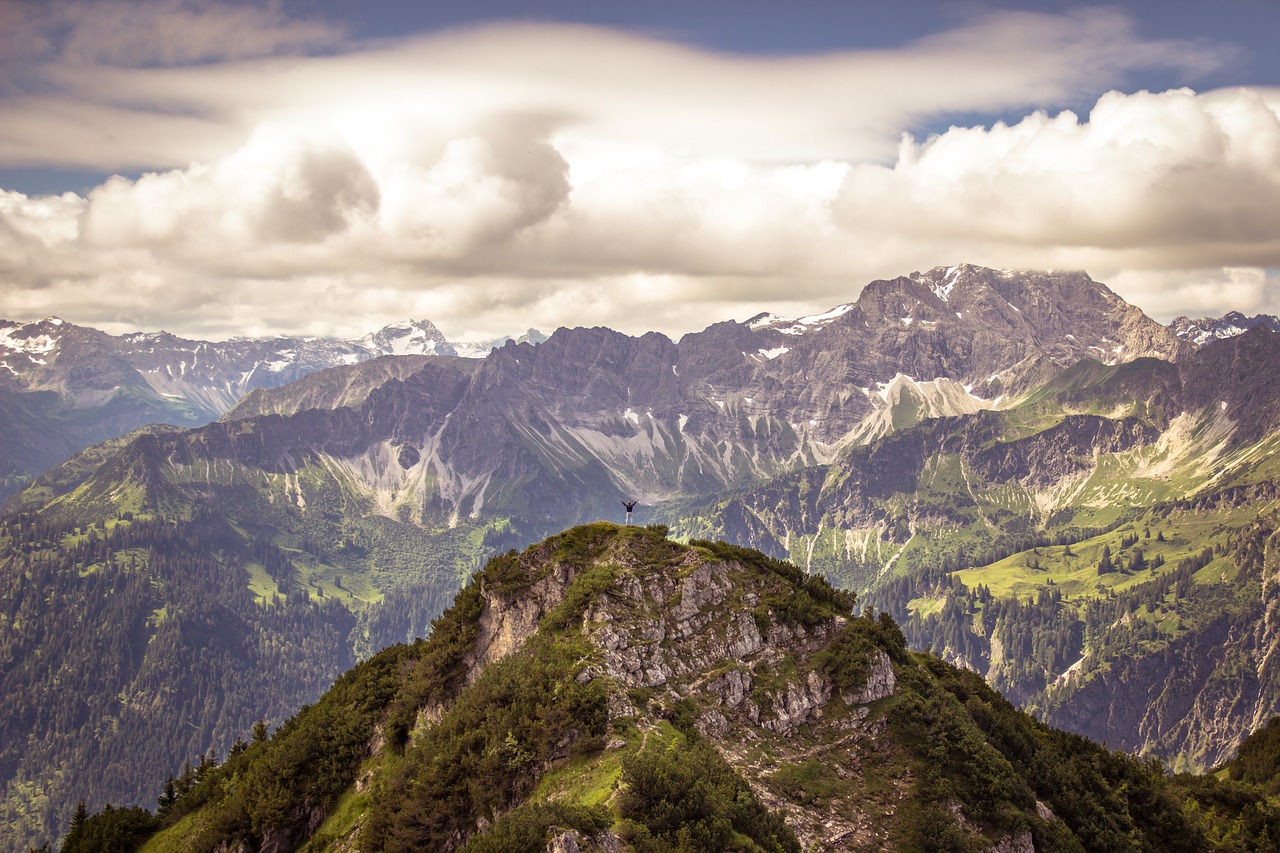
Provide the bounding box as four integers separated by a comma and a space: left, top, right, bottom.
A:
0, 317, 546, 498
7, 269, 1268, 502
6, 265, 1280, 848
1169, 310, 1280, 347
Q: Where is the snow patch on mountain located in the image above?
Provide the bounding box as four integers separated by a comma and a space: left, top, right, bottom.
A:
0, 326, 59, 355
360, 320, 452, 357
747, 312, 787, 330
931, 265, 961, 302
745, 304, 854, 336
797, 303, 854, 326
872, 374, 991, 410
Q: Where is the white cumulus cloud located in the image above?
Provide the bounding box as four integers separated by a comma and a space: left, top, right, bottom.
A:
832, 86, 1280, 313
2, 5, 1275, 340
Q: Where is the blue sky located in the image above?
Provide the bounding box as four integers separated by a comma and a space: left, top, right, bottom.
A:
1, 0, 1278, 341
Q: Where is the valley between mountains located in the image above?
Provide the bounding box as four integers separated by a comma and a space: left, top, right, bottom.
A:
5, 264, 1280, 849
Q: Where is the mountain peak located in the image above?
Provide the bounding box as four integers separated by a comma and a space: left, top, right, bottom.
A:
361, 319, 452, 356
741, 303, 855, 336
0, 316, 71, 355
928, 264, 966, 302
1169, 311, 1280, 347
911, 262, 1002, 298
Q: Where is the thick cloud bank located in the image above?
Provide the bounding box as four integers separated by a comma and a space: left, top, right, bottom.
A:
0, 5, 1275, 340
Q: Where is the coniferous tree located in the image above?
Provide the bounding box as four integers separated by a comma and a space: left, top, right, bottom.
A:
157, 778, 177, 818
68, 801, 87, 838
252, 719, 269, 743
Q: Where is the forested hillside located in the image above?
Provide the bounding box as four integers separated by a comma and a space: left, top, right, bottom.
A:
0, 507, 462, 851
63, 525, 1280, 852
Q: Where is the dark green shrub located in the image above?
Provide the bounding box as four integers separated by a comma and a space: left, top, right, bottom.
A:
459, 802, 611, 853
619, 739, 799, 853
59, 804, 157, 853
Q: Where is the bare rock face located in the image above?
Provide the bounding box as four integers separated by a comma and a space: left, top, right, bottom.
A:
589, 555, 777, 689
708, 667, 753, 708
467, 561, 576, 680
763, 265, 1184, 432
842, 650, 897, 705
760, 669, 834, 735
545, 830, 620, 853
990, 832, 1036, 853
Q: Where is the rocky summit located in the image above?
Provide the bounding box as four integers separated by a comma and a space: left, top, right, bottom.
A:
69, 524, 1280, 852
